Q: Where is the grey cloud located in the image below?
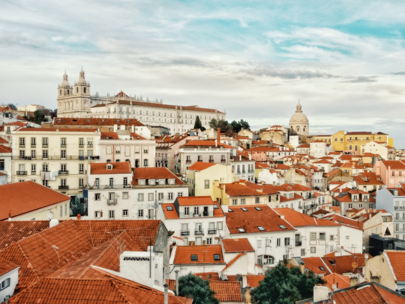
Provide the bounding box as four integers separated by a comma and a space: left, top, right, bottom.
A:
242, 66, 340, 80
340, 76, 377, 83
392, 71, 405, 75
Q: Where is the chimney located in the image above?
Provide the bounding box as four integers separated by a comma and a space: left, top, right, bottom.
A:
164, 284, 168, 304
313, 285, 331, 303
175, 270, 179, 295
50, 219, 59, 228
299, 262, 305, 274
114, 124, 118, 132
77, 214, 81, 220
350, 276, 358, 286
280, 215, 285, 220
217, 128, 220, 147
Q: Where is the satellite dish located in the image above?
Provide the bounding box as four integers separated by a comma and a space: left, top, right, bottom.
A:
47, 212, 53, 220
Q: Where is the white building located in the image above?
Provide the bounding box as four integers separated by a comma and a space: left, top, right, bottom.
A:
158, 196, 226, 246
0, 145, 11, 183
257, 168, 285, 186
16, 104, 46, 112
87, 164, 189, 220
56, 70, 226, 135
0, 257, 19, 303
310, 141, 328, 158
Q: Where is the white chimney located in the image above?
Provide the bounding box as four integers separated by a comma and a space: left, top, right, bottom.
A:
114, 124, 118, 132
313, 285, 331, 302
50, 219, 59, 228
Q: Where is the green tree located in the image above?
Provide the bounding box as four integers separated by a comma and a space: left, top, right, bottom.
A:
209, 118, 218, 129
31, 109, 47, 124
230, 119, 251, 133
7, 103, 17, 110
193, 116, 206, 131
251, 264, 325, 304
178, 274, 219, 304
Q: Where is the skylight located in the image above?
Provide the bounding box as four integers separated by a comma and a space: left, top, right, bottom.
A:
237, 228, 245, 233
213, 205, 218, 209
279, 225, 287, 230
319, 266, 325, 271
258, 226, 265, 231
255, 207, 262, 211
228, 208, 233, 212
191, 255, 198, 261
166, 206, 173, 211
213, 254, 220, 261
241, 208, 248, 212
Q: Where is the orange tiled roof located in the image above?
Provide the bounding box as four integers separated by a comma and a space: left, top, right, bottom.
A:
132, 168, 185, 185
385, 251, 405, 281
301, 257, 332, 275
178, 196, 216, 206
173, 245, 225, 265
0, 146, 12, 153
18, 127, 98, 132
0, 256, 19, 277
322, 273, 350, 290
0, 181, 69, 221
0, 221, 49, 251
322, 253, 366, 274
130, 132, 146, 140
101, 132, 119, 139
226, 205, 295, 234
187, 162, 217, 171
276, 208, 339, 227
246, 275, 265, 287
54, 117, 144, 126
209, 281, 243, 302
220, 181, 266, 197
381, 160, 405, 170
222, 238, 254, 253
90, 162, 131, 174
0, 137, 8, 143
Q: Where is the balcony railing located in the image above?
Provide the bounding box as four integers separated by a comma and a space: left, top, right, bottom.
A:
19, 144, 25, 148
209, 159, 214, 163
43, 144, 48, 148
79, 170, 84, 174
88, 144, 93, 148
12, 155, 100, 161
79, 144, 84, 148
90, 184, 132, 190
58, 185, 69, 190
299, 204, 317, 210
195, 229, 204, 235
395, 206, 405, 210
107, 199, 117, 206
31, 171, 36, 175
16, 171, 27, 175
181, 230, 190, 236
61, 144, 66, 148
221, 159, 226, 163
208, 229, 217, 234
186, 160, 192, 164
58, 170, 69, 175
31, 144, 36, 148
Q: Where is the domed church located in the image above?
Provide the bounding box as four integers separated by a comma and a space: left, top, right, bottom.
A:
289, 101, 309, 136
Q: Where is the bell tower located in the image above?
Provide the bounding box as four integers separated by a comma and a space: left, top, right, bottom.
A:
57, 71, 73, 116
73, 68, 91, 113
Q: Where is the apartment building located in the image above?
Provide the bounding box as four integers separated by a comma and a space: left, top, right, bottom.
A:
333, 189, 375, 215
11, 128, 100, 195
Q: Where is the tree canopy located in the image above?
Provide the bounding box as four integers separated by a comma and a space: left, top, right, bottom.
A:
193, 116, 206, 131
230, 119, 250, 133
23, 109, 49, 124
178, 274, 219, 304
7, 103, 17, 110
250, 264, 325, 304
208, 119, 233, 136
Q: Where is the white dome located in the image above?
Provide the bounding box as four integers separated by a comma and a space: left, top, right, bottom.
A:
289, 103, 309, 125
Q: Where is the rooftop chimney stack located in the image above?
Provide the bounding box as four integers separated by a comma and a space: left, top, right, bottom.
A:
164, 284, 168, 304
217, 128, 220, 147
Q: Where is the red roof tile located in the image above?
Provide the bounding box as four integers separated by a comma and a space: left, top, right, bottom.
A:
0, 146, 12, 153
18, 127, 98, 132
187, 162, 217, 171
222, 252, 246, 271
174, 245, 225, 265
226, 205, 295, 234
54, 117, 144, 126
101, 132, 119, 139
220, 181, 266, 197
0, 256, 19, 277
322, 253, 366, 274
0, 137, 8, 143
178, 196, 214, 206
246, 275, 265, 287
90, 162, 131, 175
222, 238, 254, 253
276, 208, 339, 227
0, 181, 70, 221
381, 160, 405, 170
301, 257, 332, 275
130, 132, 146, 140
385, 251, 405, 281
209, 281, 243, 302
322, 273, 350, 290
132, 168, 185, 185
0, 221, 49, 251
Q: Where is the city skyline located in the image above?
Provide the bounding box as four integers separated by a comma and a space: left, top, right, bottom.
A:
1, 0, 405, 146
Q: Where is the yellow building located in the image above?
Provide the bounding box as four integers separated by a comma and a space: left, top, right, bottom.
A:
331, 131, 389, 153
0, 181, 71, 221
308, 135, 332, 144
238, 128, 254, 140
186, 162, 234, 198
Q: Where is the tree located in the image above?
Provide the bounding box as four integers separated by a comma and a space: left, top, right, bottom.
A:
7, 103, 17, 110
230, 119, 251, 133
178, 274, 219, 304
193, 116, 206, 131
209, 119, 233, 136
209, 118, 218, 129
250, 264, 325, 304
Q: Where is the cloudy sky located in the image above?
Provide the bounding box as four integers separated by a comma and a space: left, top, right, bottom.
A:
1, 0, 405, 146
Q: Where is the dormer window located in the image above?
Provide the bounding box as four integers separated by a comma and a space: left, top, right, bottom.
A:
158, 179, 166, 185
279, 225, 287, 230
191, 255, 198, 261
168, 179, 175, 185
107, 164, 113, 170
149, 179, 156, 185
138, 179, 146, 186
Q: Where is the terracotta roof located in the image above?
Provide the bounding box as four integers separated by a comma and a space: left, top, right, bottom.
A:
187, 162, 217, 171
277, 208, 339, 227
3, 121, 28, 126
346, 131, 373, 135
352, 172, 384, 185
132, 168, 185, 185
101, 132, 119, 139
381, 160, 405, 170
297, 144, 310, 148
161, 203, 179, 219
162, 200, 224, 220
173, 245, 225, 265
18, 127, 98, 132
322, 273, 351, 290
115, 99, 224, 114
130, 132, 146, 140
324, 214, 364, 230
209, 281, 243, 302
49, 231, 142, 279
385, 251, 405, 281
222, 252, 246, 271
90, 162, 131, 175
194, 272, 220, 281
322, 253, 366, 274
0, 137, 8, 143
220, 181, 266, 197
0, 256, 19, 277
222, 238, 254, 253
246, 275, 265, 287
301, 257, 332, 275
0, 221, 50, 251
0, 181, 70, 221
178, 196, 216, 206
183, 140, 234, 149
54, 117, 144, 126
226, 205, 295, 234
255, 162, 271, 169
9, 275, 191, 304
0, 146, 12, 153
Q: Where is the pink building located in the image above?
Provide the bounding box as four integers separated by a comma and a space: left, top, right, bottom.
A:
374, 160, 405, 188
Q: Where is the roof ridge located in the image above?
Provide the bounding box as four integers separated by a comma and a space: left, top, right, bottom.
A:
110, 277, 133, 304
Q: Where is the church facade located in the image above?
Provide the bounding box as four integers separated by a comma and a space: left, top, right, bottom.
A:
57, 70, 226, 134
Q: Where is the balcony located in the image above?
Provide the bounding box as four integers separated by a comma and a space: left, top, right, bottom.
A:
31, 171, 36, 175
107, 199, 117, 206
300, 204, 317, 210
209, 159, 214, 163
208, 229, 217, 234
181, 230, 190, 236
79, 144, 84, 148
79, 170, 85, 174
186, 160, 192, 164
31, 144, 36, 148
220, 159, 226, 163
19, 144, 25, 148
195, 229, 204, 235
58, 185, 69, 190
395, 206, 405, 210
58, 170, 69, 175
61, 144, 66, 148
88, 144, 93, 148
295, 241, 302, 247
116, 151, 121, 154
43, 144, 48, 148
90, 184, 132, 190
16, 171, 27, 175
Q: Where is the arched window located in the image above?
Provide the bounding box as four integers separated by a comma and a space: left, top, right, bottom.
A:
106, 146, 112, 154
67, 90, 69, 95
116, 146, 121, 154
60, 90, 62, 95
290, 126, 294, 130
355, 145, 358, 151
303, 126, 306, 132
76, 87, 78, 93
349, 145, 352, 150
125, 146, 130, 156
296, 126, 300, 132
84, 87, 86, 93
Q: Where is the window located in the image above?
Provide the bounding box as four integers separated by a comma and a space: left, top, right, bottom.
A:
241, 198, 246, 205
319, 233, 326, 241
158, 192, 164, 201
207, 238, 213, 245
213, 254, 220, 261
123, 209, 128, 216
258, 226, 265, 231
108, 210, 115, 219
255, 207, 262, 211
301, 249, 306, 256
168, 192, 173, 200
346, 235, 350, 240
284, 237, 290, 246
60, 205, 63, 217
191, 255, 198, 261
138, 193, 144, 201
237, 228, 245, 233
232, 199, 237, 205
217, 222, 223, 230
256, 197, 260, 204
204, 179, 210, 189
123, 192, 129, 199
138, 209, 144, 217
144, 159, 148, 167
1, 278, 10, 290
277, 238, 281, 246
166, 206, 173, 211
178, 192, 183, 197
279, 225, 287, 230
310, 232, 316, 240
184, 207, 189, 215
79, 179, 84, 188
95, 193, 101, 201
257, 239, 262, 248
148, 193, 154, 201
330, 235, 334, 241
310, 247, 316, 253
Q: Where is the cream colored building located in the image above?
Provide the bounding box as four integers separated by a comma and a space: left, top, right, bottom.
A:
16, 104, 46, 112
56, 70, 226, 135
186, 162, 234, 198
11, 128, 100, 195
362, 141, 395, 160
